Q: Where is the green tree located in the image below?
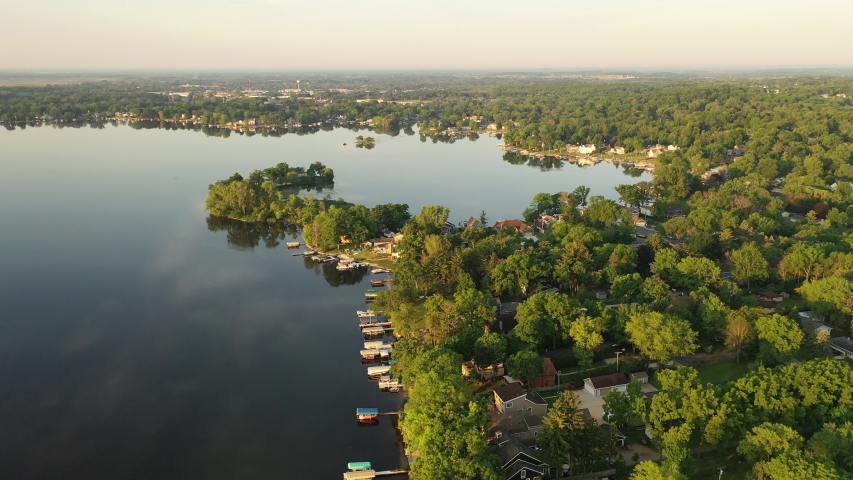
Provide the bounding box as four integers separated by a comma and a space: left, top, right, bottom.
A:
472, 333, 508, 368
506, 350, 543, 384
738, 423, 804, 465
626, 312, 698, 367
731, 242, 769, 290
490, 248, 550, 297
568, 315, 604, 366
755, 314, 805, 362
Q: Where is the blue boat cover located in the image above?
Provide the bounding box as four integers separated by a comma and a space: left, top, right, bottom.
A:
356, 408, 379, 416
347, 461, 373, 470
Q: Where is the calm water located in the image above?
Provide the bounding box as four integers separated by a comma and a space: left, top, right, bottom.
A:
0, 124, 648, 479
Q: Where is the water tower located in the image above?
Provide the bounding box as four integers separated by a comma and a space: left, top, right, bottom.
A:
297, 80, 301, 90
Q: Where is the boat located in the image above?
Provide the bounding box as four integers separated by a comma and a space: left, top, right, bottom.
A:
360, 349, 391, 361
367, 365, 391, 377
343, 143, 347, 146
362, 326, 385, 337
371, 268, 390, 274
355, 410, 378, 423
378, 374, 403, 392
370, 280, 384, 287
357, 310, 376, 318
364, 340, 394, 349
336, 260, 353, 270
364, 289, 379, 300
286, 241, 300, 248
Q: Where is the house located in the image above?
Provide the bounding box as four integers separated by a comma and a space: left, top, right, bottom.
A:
595, 291, 608, 300
365, 237, 397, 255
608, 146, 626, 155
782, 212, 807, 222
758, 291, 784, 303
493, 383, 548, 416
798, 311, 832, 335
829, 337, 853, 359
632, 215, 647, 227
487, 123, 499, 130
463, 361, 506, 380
756, 299, 777, 313
578, 144, 597, 155
488, 310, 518, 336
566, 144, 580, 153
492, 435, 549, 480
490, 409, 546, 444
466, 217, 484, 229
494, 220, 535, 238
533, 215, 559, 231
529, 358, 557, 388
639, 203, 655, 216
584, 373, 630, 397
630, 372, 649, 384
442, 221, 456, 235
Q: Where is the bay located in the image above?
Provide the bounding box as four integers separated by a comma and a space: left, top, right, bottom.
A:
0, 123, 649, 479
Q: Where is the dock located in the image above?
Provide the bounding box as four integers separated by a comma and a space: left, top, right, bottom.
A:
367, 365, 392, 377
360, 322, 392, 329
343, 469, 409, 479
364, 340, 394, 349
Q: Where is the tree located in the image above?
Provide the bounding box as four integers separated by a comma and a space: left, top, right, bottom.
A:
472, 333, 508, 369
755, 314, 805, 362
506, 350, 543, 384
626, 312, 698, 366
674, 256, 721, 290
539, 390, 599, 474
725, 307, 756, 362
798, 276, 853, 324
738, 423, 804, 465
755, 451, 842, 480
630, 461, 687, 480
602, 379, 644, 427
515, 292, 581, 349
490, 248, 550, 297
731, 242, 769, 290
808, 422, 853, 475
568, 315, 604, 366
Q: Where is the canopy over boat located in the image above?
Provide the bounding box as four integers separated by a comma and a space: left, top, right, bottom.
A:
355, 409, 378, 417
343, 470, 375, 480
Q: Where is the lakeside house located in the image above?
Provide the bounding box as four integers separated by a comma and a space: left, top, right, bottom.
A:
442, 221, 456, 235
578, 144, 597, 155
756, 299, 778, 313
494, 220, 535, 238
584, 373, 630, 397
608, 146, 626, 155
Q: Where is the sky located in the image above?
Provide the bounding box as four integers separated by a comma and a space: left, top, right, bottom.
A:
1, 0, 851, 70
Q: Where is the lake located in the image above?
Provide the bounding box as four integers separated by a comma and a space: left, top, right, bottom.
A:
0, 123, 649, 479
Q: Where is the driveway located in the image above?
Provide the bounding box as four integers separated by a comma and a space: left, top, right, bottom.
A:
571, 382, 659, 425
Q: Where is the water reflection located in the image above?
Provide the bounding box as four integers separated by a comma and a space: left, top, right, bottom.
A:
303, 259, 371, 287
205, 215, 298, 250
206, 216, 370, 286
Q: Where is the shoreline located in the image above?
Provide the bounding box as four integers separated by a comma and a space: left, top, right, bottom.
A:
498, 144, 657, 172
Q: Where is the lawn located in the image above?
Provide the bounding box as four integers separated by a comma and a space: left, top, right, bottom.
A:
694, 359, 752, 385
690, 448, 751, 480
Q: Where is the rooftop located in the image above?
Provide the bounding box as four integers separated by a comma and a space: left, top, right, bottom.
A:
587, 373, 629, 389
494, 383, 526, 403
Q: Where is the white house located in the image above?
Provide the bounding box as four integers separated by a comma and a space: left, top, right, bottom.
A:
578, 144, 597, 155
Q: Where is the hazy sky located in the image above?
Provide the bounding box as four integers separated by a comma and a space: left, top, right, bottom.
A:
2, 0, 851, 70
